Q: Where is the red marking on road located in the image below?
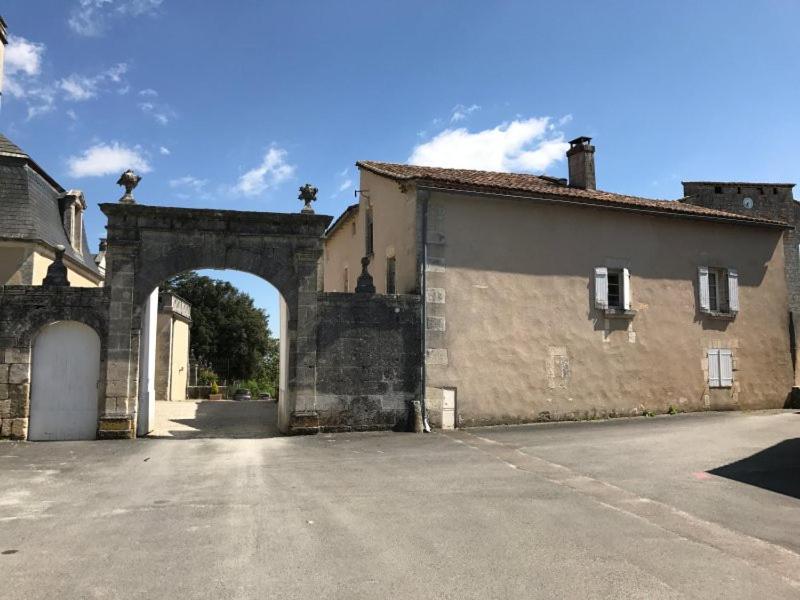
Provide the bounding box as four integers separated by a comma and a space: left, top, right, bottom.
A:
692, 471, 713, 480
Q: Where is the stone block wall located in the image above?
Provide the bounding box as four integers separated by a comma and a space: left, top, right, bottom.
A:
314, 292, 422, 432
0, 286, 109, 439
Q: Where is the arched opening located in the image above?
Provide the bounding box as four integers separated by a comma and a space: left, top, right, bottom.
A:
29, 321, 102, 441
137, 269, 285, 439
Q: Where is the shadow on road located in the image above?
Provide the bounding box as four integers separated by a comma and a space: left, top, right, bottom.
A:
148, 400, 282, 439
708, 438, 800, 500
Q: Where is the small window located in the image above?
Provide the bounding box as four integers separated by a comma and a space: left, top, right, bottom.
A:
737, 186, 741, 194
698, 266, 739, 314
758, 187, 765, 195
708, 348, 733, 388
343, 267, 349, 293
386, 257, 396, 294
594, 267, 631, 312
773, 187, 779, 195
365, 208, 374, 256
714, 185, 723, 194
351, 220, 356, 236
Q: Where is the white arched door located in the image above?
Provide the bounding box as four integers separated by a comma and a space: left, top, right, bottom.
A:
29, 321, 101, 441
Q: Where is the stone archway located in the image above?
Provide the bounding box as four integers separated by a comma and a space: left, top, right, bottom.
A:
98, 203, 332, 439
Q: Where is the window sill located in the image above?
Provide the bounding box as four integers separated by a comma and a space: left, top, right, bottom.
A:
702, 310, 737, 321
600, 308, 636, 318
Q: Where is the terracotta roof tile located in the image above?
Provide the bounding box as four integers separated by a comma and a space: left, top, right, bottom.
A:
357, 161, 788, 228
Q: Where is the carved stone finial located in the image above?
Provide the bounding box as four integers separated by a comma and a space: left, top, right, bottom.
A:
117, 169, 141, 204
298, 183, 318, 214
355, 256, 376, 294
43, 244, 70, 287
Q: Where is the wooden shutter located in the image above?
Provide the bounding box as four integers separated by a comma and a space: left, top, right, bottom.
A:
622, 268, 631, 310
707, 349, 720, 387
720, 349, 733, 387
594, 267, 608, 309
698, 267, 710, 312
727, 269, 739, 313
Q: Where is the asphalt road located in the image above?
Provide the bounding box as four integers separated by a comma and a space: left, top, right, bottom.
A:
1, 408, 799, 599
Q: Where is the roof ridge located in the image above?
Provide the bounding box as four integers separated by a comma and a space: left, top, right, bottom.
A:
355, 160, 788, 228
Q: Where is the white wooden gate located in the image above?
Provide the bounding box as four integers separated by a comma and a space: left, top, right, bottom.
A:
29, 321, 101, 441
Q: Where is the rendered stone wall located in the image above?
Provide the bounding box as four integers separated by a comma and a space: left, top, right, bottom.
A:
0, 286, 109, 439
313, 292, 422, 432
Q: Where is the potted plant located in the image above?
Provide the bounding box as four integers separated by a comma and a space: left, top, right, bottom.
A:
209, 380, 223, 401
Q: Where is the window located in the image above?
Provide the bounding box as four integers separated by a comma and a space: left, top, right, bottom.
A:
365, 208, 374, 256
698, 267, 739, 315
351, 220, 356, 236
708, 349, 733, 388
343, 267, 349, 293
386, 257, 396, 294
714, 185, 722, 194
594, 267, 631, 312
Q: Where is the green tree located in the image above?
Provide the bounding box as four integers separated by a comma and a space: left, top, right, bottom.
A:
163, 272, 277, 387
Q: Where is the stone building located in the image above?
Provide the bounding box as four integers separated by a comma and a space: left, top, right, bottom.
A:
154, 292, 192, 402
323, 138, 795, 428
0, 135, 104, 287
680, 181, 800, 387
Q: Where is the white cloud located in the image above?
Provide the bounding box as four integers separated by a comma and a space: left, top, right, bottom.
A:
139, 88, 158, 97
234, 147, 295, 197
67, 142, 151, 178
409, 117, 570, 174
58, 63, 128, 101
159, 146, 171, 155
138, 100, 174, 125
5, 35, 44, 78
4, 36, 53, 118
450, 103, 480, 123
338, 178, 353, 193
68, 0, 165, 37
169, 175, 207, 190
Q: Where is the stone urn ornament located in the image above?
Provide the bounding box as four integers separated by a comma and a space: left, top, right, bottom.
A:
298, 183, 318, 214
117, 169, 142, 204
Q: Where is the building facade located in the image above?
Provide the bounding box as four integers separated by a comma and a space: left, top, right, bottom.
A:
680, 181, 800, 386
0, 135, 104, 287
154, 293, 192, 402
323, 138, 795, 428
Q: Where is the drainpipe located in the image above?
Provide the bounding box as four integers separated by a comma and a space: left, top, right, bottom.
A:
417, 187, 431, 432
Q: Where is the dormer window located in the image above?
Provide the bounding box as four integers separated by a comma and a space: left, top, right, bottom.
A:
60, 190, 86, 254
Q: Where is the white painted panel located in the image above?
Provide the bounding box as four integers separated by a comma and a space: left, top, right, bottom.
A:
29, 321, 101, 441
727, 269, 739, 313
720, 349, 733, 387
622, 268, 631, 310
594, 267, 608, 309
698, 267, 710, 312
707, 349, 720, 388
137, 288, 158, 436
442, 388, 455, 430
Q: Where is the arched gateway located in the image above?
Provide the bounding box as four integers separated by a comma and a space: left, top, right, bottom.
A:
98, 203, 332, 438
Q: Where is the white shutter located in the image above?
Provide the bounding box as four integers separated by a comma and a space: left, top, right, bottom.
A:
707, 349, 720, 387
727, 269, 739, 313
622, 268, 631, 310
594, 267, 608, 309
698, 266, 710, 312
720, 349, 733, 387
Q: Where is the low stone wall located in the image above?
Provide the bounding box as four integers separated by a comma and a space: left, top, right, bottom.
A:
311, 292, 422, 433
0, 286, 109, 439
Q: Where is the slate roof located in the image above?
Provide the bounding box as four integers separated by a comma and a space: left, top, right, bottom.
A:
0, 133, 102, 278
357, 161, 788, 228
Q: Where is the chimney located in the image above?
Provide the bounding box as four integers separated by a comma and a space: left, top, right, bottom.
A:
0, 16, 7, 102
567, 136, 596, 190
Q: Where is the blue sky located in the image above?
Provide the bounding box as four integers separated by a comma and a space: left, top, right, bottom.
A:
3, 1, 800, 328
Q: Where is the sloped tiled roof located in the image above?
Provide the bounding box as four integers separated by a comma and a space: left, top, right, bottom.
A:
357, 161, 788, 228
0, 133, 101, 278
